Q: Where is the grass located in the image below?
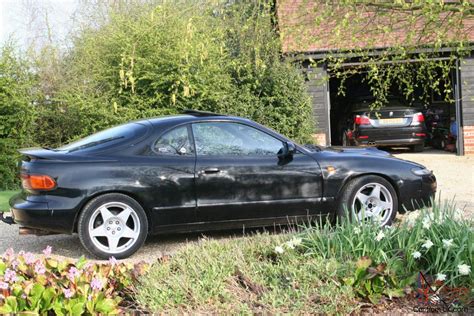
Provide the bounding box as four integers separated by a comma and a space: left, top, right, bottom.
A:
135, 200, 473, 313
0, 190, 19, 212
135, 233, 358, 314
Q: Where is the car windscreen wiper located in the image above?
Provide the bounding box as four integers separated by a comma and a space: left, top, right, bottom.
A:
68, 136, 125, 152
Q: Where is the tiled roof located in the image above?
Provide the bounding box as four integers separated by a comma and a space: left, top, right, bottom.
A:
277, 0, 474, 54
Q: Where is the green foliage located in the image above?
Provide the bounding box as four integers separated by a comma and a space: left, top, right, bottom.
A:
136, 233, 357, 314
0, 190, 19, 212
343, 256, 414, 304
302, 200, 473, 290
35, 0, 313, 147
0, 248, 149, 314
0, 45, 36, 190
284, 0, 473, 108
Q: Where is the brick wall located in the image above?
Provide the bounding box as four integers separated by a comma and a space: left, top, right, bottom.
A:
464, 126, 474, 155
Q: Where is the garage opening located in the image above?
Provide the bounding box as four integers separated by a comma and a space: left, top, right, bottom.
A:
328, 60, 463, 155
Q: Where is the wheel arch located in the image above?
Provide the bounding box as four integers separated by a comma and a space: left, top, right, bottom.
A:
336, 172, 400, 209
72, 190, 153, 233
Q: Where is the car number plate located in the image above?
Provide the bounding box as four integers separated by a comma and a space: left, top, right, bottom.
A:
379, 118, 404, 124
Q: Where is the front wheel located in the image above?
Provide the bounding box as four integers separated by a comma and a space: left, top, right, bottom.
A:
337, 175, 398, 226
78, 193, 148, 259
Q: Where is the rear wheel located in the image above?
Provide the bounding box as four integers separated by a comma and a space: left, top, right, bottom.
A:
412, 144, 424, 152
337, 175, 398, 226
78, 193, 148, 259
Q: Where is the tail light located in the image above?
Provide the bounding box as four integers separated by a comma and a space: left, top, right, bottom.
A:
21, 174, 56, 191
412, 113, 425, 123
355, 115, 371, 125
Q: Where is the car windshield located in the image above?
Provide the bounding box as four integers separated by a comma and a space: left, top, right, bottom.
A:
58, 122, 148, 152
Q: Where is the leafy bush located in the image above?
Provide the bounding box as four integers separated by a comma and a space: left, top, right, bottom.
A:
34, 0, 313, 148
0, 247, 148, 315
0, 45, 36, 190
301, 200, 473, 299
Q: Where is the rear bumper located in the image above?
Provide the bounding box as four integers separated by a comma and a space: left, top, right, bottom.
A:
356, 138, 425, 146
354, 126, 426, 146
8, 194, 77, 234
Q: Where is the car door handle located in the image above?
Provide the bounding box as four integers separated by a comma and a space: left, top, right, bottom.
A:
202, 168, 220, 174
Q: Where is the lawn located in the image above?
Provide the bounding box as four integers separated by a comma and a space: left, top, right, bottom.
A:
0, 190, 19, 212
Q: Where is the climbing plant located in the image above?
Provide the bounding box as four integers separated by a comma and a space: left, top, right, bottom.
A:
279, 0, 473, 108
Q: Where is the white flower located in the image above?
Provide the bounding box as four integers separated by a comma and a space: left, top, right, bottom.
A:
404, 211, 420, 227
458, 264, 471, 276
354, 227, 361, 235
422, 216, 432, 229
286, 237, 302, 249
453, 209, 464, 221
375, 231, 385, 242
436, 273, 446, 282
422, 239, 434, 250
274, 246, 284, 254
442, 239, 454, 249
412, 251, 421, 259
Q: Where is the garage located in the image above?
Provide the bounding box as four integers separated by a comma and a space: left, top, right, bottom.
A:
327, 59, 464, 155
277, 0, 474, 156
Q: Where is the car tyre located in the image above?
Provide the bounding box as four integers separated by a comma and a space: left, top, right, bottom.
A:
412, 144, 424, 152
337, 175, 398, 227
78, 193, 148, 259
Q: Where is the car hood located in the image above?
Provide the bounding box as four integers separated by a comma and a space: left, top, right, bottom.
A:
324, 146, 392, 157
311, 146, 426, 169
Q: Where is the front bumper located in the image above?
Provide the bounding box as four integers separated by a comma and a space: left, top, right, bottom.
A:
8, 193, 77, 234
399, 174, 437, 212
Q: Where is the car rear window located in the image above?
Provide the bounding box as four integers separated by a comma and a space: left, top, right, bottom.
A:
58, 122, 149, 152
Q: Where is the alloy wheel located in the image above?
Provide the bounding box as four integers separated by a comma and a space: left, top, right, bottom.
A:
88, 202, 141, 254
351, 182, 394, 226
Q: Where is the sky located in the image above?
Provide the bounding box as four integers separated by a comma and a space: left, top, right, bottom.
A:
0, 0, 79, 49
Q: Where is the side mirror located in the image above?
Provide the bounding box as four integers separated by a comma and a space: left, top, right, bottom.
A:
278, 142, 296, 159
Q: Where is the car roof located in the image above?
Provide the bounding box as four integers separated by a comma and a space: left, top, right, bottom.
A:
140, 114, 254, 127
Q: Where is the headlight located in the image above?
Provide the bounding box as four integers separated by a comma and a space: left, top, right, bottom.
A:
411, 167, 432, 176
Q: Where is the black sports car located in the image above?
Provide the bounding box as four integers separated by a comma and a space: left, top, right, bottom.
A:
3, 111, 436, 259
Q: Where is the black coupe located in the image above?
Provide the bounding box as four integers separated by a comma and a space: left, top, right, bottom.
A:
4, 111, 436, 259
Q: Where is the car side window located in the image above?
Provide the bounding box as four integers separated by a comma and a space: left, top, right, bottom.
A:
192, 122, 283, 156
154, 126, 194, 156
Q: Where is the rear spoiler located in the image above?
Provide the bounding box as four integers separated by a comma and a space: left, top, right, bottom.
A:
19, 148, 115, 162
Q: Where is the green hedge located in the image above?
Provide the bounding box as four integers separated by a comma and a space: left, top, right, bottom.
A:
1, 1, 315, 189
0, 46, 36, 190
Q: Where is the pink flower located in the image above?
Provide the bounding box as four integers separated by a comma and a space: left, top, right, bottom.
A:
3, 248, 14, 259
62, 288, 74, 298
24, 252, 35, 265
11, 260, 19, 269
21, 293, 27, 299
34, 261, 46, 275
4, 269, 17, 283
108, 256, 118, 267
0, 282, 8, 290
18, 251, 25, 256
90, 277, 103, 291
42, 246, 52, 257
67, 267, 81, 281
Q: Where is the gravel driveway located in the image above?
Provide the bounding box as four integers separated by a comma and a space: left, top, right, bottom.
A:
1, 148, 472, 262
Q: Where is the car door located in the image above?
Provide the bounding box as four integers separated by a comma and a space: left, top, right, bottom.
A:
192, 121, 323, 223
140, 124, 197, 227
